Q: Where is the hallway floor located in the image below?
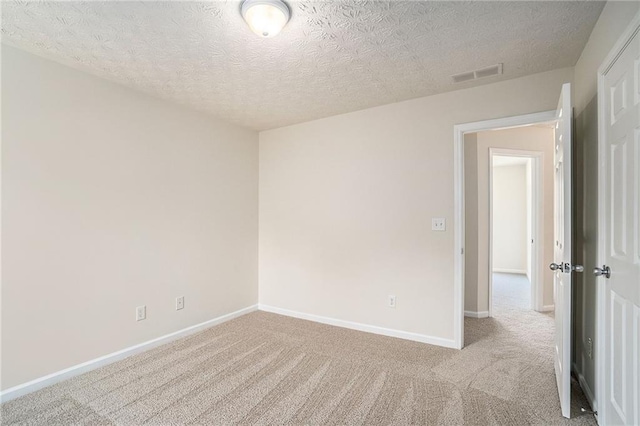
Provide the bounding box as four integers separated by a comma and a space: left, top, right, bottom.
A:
492, 272, 531, 310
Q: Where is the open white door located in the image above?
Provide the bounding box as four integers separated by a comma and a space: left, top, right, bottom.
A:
597, 16, 640, 426
550, 82, 578, 419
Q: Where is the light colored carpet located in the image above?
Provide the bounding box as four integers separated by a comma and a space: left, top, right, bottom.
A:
492, 272, 531, 309
2, 277, 595, 425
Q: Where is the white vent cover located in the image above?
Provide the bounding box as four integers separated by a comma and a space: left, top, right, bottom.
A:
452, 64, 503, 84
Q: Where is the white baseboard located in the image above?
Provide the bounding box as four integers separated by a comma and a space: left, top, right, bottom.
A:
540, 304, 555, 312
464, 310, 489, 318
258, 304, 457, 349
0, 304, 258, 403
492, 268, 527, 275
572, 363, 596, 411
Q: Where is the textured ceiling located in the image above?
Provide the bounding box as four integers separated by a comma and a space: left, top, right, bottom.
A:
2, 1, 604, 131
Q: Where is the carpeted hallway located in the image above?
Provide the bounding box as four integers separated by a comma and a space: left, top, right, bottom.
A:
491, 272, 531, 309
1, 276, 595, 425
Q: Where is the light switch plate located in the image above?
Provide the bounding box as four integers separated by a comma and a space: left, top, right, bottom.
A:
432, 218, 446, 231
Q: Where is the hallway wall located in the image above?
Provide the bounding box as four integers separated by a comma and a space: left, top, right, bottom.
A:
492, 163, 528, 274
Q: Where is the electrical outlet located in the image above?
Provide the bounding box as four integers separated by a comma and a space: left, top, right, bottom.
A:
587, 337, 593, 359
136, 305, 146, 321
388, 295, 396, 308
431, 218, 446, 231
176, 296, 184, 311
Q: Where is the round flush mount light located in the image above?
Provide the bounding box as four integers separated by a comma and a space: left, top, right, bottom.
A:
241, 0, 290, 38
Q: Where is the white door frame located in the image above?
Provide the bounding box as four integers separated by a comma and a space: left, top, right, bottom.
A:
489, 148, 544, 318
595, 11, 640, 422
453, 110, 556, 349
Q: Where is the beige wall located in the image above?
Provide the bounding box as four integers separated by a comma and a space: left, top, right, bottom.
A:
1, 46, 259, 390
259, 67, 572, 341
464, 127, 555, 314
492, 163, 528, 273
572, 0, 640, 403
526, 159, 533, 281
464, 134, 479, 313
573, 1, 640, 114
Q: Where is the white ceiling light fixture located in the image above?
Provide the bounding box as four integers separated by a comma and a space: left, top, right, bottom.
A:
241, 0, 290, 38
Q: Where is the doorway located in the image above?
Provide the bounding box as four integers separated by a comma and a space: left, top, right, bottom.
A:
454, 111, 561, 349
459, 123, 553, 325
454, 84, 590, 419
489, 150, 543, 317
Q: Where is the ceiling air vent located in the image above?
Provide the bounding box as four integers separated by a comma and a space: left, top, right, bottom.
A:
452, 63, 503, 84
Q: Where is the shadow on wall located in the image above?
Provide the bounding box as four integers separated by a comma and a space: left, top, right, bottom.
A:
572, 94, 598, 406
